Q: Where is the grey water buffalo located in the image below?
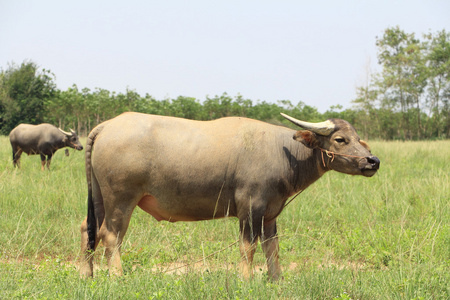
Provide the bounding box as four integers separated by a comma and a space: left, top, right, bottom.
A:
79, 112, 380, 280
9, 123, 84, 170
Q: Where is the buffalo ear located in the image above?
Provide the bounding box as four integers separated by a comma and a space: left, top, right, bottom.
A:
293, 130, 320, 148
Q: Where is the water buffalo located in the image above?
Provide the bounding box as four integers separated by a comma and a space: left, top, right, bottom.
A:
79, 112, 380, 279
9, 123, 84, 170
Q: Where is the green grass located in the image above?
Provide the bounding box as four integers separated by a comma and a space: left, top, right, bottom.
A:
1, 136, 449, 299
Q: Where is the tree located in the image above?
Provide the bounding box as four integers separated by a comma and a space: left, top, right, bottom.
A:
352, 57, 384, 139
424, 29, 450, 138
59, 85, 85, 134
4, 26, 449, 140
230, 94, 253, 118
45, 89, 68, 128
0, 61, 56, 134
376, 26, 427, 139
169, 96, 203, 120
203, 93, 235, 119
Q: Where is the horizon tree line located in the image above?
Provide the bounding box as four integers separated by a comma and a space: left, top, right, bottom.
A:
1, 27, 449, 140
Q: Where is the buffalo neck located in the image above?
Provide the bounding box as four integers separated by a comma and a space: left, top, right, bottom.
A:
55, 133, 68, 149
286, 143, 328, 194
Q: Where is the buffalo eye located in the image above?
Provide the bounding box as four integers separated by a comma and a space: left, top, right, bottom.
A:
334, 137, 346, 144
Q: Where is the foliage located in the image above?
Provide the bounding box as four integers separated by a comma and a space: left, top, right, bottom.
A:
1, 27, 449, 140
353, 27, 450, 140
0, 61, 57, 134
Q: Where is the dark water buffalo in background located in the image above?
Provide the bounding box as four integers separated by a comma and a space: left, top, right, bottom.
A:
9, 123, 84, 170
79, 112, 380, 280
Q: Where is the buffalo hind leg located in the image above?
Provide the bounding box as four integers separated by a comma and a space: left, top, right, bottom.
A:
261, 219, 281, 281
239, 213, 263, 279
100, 216, 131, 276
80, 211, 131, 277
98, 194, 135, 276
79, 174, 105, 278
80, 217, 100, 277
12, 148, 22, 168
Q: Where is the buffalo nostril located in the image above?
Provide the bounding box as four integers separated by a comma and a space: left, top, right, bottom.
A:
367, 156, 380, 169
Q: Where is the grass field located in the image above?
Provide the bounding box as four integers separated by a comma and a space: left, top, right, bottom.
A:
0, 136, 449, 299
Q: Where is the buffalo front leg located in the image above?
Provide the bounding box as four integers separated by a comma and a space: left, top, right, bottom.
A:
46, 154, 53, 170
40, 154, 46, 171
261, 219, 281, 281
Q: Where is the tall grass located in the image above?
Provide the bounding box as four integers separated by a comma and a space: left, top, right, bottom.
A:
1, 136, 449, 299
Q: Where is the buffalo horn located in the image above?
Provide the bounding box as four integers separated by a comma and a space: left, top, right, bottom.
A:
280, 113, 335, 136
58, 128, 73, 137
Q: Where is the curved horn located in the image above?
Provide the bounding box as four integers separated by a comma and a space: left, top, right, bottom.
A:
69, 128, 76, 135
280, 113, 335, 136
58, 128, 73, 136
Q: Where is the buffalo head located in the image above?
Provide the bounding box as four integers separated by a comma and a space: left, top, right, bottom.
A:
58, 128, 84, 151
281, 113, 380, 177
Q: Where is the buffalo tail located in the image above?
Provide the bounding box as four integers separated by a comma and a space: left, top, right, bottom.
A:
85, 124, 105, 251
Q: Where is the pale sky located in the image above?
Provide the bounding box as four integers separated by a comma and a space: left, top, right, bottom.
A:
1, 0, 449, 112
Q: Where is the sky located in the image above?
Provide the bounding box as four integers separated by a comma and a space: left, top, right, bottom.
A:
1, 0, 449, 112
